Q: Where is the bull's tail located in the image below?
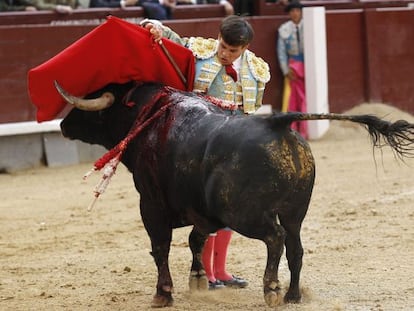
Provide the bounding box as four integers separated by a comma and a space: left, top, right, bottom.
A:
270, 112, 414, 159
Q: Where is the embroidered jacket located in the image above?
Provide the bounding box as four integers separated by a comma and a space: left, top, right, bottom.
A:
277, 20, 304, 76
163, 28, 270, 114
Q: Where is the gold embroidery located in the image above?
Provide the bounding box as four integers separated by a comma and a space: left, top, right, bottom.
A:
194, 60, 221, 94
255, 82, 265, 110
246, 51, 271, 83
223, 75, 234, 102
188, 37, 218, 60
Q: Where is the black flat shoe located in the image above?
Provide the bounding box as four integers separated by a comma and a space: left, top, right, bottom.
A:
208, 280, 226, 290
219, 275, 248, 288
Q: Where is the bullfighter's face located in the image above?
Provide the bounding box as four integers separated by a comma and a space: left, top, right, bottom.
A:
217, 35, 249, 66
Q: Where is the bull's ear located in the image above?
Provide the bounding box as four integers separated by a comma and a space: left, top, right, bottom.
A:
54, 80, 115, 111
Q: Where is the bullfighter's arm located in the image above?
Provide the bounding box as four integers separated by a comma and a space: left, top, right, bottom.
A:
140, 18, 188, 47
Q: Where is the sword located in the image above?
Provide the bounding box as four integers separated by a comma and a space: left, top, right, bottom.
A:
158, 40, 187, 86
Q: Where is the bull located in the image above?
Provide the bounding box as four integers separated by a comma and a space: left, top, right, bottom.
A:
56, 81, 414, 308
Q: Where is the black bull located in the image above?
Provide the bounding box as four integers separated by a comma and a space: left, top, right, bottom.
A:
58, 81, 414, 308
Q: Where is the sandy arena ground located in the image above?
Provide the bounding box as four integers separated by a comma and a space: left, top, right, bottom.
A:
1, 104, 413, 311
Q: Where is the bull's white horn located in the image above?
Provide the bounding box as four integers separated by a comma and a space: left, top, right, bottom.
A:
54, 80, 115, 111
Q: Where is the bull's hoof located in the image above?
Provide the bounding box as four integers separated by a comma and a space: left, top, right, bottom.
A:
189, 272, 208, 291
284, 289, 301, 303
151, 294, 173, 308
264, 290, 283, 307
263, 281, 283, 307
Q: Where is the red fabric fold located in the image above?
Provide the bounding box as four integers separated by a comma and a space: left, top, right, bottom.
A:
27, 16, 195, 122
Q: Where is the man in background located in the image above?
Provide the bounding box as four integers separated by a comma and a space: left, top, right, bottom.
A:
277, 0, 307, 138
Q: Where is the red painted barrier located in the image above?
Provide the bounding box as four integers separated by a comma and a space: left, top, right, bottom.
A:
0, 4, 413, 123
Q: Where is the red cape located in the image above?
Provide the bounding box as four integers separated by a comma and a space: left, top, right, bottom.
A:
28, 16, 195, 122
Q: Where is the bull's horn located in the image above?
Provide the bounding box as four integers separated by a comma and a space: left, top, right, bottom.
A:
54, 80, 115, 111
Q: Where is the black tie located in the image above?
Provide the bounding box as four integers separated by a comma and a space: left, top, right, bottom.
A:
296, 25, 300, 47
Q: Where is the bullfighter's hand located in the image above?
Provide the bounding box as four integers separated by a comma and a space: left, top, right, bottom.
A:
287, 68, 297, 81
55, 4, 73, 14
144, 23, 163, 43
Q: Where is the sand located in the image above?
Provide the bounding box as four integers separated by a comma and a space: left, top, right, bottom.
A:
1, 103, 413, 311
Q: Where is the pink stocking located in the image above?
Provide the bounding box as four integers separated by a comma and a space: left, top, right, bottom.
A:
213, 229, 233, 281
201, 235, 216, 282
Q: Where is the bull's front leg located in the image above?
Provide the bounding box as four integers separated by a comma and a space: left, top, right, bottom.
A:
150, 239, 174, 307
188, 228, 209, 291
263, 224, 286, 307
140, 199, 174, 307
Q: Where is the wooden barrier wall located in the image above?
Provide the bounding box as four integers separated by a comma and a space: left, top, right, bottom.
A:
256, 0, 413, 15
365, 8, 414, 112
325, 10, 367, 113
0, 5, 413, 124
325, 8, 414, 113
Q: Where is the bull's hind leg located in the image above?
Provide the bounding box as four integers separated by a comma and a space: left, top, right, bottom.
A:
188, 228, 209, 291
263, 223, 286, 307
279, 219, 304, 303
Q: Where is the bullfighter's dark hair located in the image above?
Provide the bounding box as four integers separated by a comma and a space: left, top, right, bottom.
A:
219, 15, 254, 47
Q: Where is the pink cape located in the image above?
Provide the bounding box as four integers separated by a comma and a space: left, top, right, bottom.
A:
288, 60, 307, 139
